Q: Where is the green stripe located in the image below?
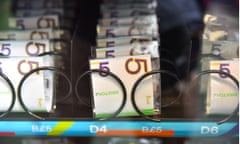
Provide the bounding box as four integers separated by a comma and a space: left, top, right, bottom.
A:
0, 91, 11, 94
47, 121, 74, 136
11, 110, 48, 112
96, 109, 154, 118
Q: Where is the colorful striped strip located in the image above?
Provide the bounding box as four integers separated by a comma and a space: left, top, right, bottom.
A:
47, 121, 74, 136
97, 130, 174, 137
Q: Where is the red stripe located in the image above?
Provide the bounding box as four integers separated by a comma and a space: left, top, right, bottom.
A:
0, 132, 16, 136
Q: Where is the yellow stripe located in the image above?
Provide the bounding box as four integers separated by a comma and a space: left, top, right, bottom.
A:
47, 121, 74, 136
210, 62, 220, 66
90, 61, 100, 65
97, 41, 107, 47
96, 49, 106, 53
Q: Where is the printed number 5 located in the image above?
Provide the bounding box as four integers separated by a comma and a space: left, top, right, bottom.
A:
211, 43, 221, 56
18, 60, 40, 75
125, 58, 148, 74
99, 61, 110, 77
16, 19, 25, 30
105, 50, 115, 58
1, 44, 11, 56
219, 63, 230, 78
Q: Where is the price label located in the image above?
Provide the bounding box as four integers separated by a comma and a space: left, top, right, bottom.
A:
101, 8, 155, 18
9, 15, 59, 30
0, 40, 51, 56
96, 41, 159, 58
207, 60, 239, 114
97, 24, 158, 38
97, 35, 152, 48
0, 56, 54, 112
0, 29, 70, 41
202, 40, 239, 59
0, 29, 53, 40
99, 15, 157, 26
90, 55, 154, 117
97, 35, 153, 48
